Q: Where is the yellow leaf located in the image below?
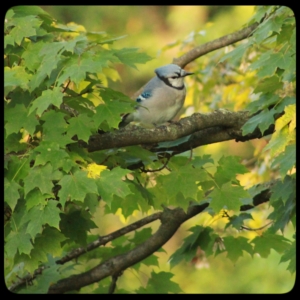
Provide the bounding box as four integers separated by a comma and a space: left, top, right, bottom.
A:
264, 124, 295, 157
275, 104, 295, 131
87, 163, 107, 178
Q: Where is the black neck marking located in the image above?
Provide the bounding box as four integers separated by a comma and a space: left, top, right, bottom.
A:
157, 75, 184, 90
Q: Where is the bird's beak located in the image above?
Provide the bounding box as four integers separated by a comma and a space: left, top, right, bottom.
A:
183, 71, 194, 77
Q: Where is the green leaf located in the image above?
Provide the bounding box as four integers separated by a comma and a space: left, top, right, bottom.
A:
126, 179, 155, 210
59, 209, 97, 245
87, 31, 127, 44
271, 144, 295, 177
153, 163, 208, 210
25, 188, 48, 210
4, 132, 28, 153
251, 50, 294, 78
66, 113, 96, 143
23, 253, 63, 293
95, 167, 131, 206
93, 88, 134, 129
241, 182, 271, 206
123, 146, 157, 165
251, 232, 291, 258
4, 66, 32, 95
4, 178, 21, 211
5, 226, 33, 257
225, 213, 254, 230
109, 194, 140, 218
4, 34, 15, 47
129, 228, 152, 245
223, 236, 253, 263
15, 229, 65, 278
114, 48, 152, 70
253, 14, 282, 43
5, 103, 39, 136
9, 15, 42, 45
58, 170, 98, 206
28, 87, 63, 116
245, 94, 280, 114
214, 156, 248, 186
40, 110, 73, 147
270, 175, 295, 205
34, 141, 70, 169
192, 155, 214, 168
157, 135, 191, 149
21, 40, 45, 72
57, 51, 116, 86
280, 239, 295, 274
138, 254, 159, 268
268, 195, 295, 233
12, 5, 53, 19
136, 271, 182, 294
210, 183, 250, 213
242, 109, 275, 135
38, 41, 65, 76
5, 155, 30, 182
249, 50, 273, 71
25, 201, 62, 240
23, 163, 61, 196
253, 75, 283, 94
219, 41, 251, 65
248, 6, 274, 23
28, 42, 65, 91
83, 193, 99, 214
169, 226, 215, 268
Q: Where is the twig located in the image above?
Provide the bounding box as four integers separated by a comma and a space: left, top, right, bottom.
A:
62, 79, 71, 93
56, 212, 162, 265
140, 156, 171, 173
240, 221, 273, 231
8, 266, 46, 292
108, 272, 123, 294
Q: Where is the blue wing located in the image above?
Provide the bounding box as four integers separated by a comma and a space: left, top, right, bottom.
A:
136, 91, 152, 103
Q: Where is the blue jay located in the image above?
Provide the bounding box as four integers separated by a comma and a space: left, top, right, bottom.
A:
119, 64, 193, 128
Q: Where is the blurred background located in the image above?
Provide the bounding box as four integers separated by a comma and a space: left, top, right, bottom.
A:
40, 6, 295, 293
41, 6, 254, 94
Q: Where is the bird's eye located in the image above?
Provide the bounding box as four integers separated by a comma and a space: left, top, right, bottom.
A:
170, 76, 177, 79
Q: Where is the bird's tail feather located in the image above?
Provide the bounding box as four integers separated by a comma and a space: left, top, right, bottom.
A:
118, 113, 132, 128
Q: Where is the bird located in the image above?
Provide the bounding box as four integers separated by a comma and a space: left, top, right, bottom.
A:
119, 64, 193, 128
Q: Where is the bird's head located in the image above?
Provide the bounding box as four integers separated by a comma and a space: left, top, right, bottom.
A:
155, 64, 193, 89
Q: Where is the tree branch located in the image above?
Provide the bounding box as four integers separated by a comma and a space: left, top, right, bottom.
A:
173, 22, 259, 68
46, 180, 274, 294
87, 109, 273, 154
56, 212, 162, 265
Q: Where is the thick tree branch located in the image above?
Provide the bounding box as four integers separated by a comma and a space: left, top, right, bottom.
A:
46, 180, 274, 294
87, 109, 273, 153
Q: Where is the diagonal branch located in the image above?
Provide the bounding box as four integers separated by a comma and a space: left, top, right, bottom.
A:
47, 180, 275, 294
56, 212, 162, 265
173, 22, 259, 68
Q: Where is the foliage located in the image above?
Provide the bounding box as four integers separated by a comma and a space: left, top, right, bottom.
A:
4, 6, 295, 293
